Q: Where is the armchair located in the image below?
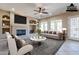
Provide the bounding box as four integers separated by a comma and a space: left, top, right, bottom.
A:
5, 32, 33, 55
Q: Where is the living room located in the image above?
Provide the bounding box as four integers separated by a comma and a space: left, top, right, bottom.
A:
0, 3, 79, 55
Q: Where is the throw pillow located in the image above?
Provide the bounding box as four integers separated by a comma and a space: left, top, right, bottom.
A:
53, 31, 56, 34
11, 34, 28, 50
49, 31, 52, 34
15, 39, 27, 50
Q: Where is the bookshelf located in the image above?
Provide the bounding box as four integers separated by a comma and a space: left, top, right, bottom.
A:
29, 19, 37, 33
2, 15, 10, 34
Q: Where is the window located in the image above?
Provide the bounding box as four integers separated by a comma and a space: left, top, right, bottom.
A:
40, 22, 48, 31
69, 17, 79, 40
50, 20, 62, 31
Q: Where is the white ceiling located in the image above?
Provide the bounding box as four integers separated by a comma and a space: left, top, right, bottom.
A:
0, 3, 79, 19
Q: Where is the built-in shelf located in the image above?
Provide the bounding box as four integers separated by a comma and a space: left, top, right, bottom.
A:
2, 28, 10, 34
29, 19, 37, 34
2, 26, 10, 28
29, 24, 37, 25
29, 20, 37, 24
2, 19, 10, 21
2, 15, 10, 34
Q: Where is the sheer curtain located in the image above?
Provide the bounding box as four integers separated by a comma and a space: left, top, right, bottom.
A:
69, 17, 79, 40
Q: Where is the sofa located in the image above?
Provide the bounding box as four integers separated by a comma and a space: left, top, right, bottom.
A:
41, 31, 64, 40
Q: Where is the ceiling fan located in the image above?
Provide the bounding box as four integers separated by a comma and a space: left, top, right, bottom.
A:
34, 7, 48, 15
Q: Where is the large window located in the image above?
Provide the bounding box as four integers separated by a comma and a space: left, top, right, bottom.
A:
69, 17, 79, 40
50, 20, 62, 31
40, 22, 48, 31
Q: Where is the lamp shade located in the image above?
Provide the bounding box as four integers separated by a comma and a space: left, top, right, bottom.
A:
62, 28, 67, 30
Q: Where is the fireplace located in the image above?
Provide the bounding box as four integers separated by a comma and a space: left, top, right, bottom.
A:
16, 29, 26, 36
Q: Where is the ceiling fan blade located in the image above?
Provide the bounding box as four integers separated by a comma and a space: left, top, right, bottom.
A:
34, 10, 39, 12
42, 8, 45, 11
42, 12, 48, 14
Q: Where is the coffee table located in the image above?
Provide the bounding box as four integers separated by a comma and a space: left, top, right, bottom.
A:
30, 36, 46, 46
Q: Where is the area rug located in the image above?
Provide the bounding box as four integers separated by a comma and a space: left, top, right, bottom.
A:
25, 39, 64, 55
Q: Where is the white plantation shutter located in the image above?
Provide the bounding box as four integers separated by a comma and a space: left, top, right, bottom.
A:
40, 22, 48, 31
50, 21, 55, 31
69, 17, 79, 40
50, 20, 62, 31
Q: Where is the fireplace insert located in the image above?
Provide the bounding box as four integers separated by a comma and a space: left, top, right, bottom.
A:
16, 29, 26, 36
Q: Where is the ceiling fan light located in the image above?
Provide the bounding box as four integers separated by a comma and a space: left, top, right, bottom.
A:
39, 13, 42, 14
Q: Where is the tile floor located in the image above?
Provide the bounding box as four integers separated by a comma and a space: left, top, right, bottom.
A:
56, 40, 79, 55
0, 39, 8, 55
0, 39, 79, 55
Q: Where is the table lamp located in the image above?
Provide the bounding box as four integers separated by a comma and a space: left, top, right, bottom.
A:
62, 28, 67, 40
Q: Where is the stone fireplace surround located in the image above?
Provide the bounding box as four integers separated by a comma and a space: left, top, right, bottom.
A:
11, 24, 30, 39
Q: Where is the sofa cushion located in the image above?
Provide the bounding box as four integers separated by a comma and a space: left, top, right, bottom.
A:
44, 31, 48, 33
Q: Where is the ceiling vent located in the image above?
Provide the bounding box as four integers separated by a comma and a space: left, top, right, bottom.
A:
66, 3, 78, 12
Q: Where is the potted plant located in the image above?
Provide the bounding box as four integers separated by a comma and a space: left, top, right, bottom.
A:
36, 29, 41, 38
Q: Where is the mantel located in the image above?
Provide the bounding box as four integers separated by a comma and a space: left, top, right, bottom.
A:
11, 24, 28, 27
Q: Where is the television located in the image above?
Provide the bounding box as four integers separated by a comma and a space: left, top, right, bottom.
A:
14, 14, 26, 24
